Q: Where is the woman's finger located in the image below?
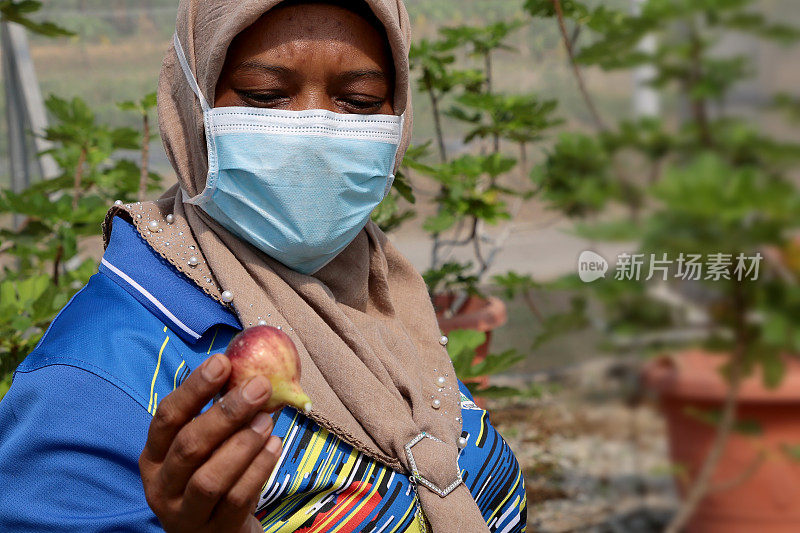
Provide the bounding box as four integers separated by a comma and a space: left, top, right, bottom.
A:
141, 354, 230, 463
158, 375, 273, 496
179, 413, 275, 523
210, 436, 283, 530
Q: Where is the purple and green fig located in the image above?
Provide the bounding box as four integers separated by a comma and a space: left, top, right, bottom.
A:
224, 326, 312, 414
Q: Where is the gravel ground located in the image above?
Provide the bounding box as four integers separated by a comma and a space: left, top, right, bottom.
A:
486, 358, 680, 532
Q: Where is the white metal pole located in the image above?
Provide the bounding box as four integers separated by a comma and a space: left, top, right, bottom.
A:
632, 0, 660, 118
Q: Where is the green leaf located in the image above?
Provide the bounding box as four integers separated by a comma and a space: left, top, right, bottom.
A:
466, 383, 545, 399
423, 211, 457, 233
492, 271, 538, 300
782, 444, 800, 463
423, 262, 481, 296
0, 0, 74, 37
684, 407, 763, 436
446, 329, 486, 378
759, 348, 786, 390
371, 193, 415, 234
470, 349, 526, 377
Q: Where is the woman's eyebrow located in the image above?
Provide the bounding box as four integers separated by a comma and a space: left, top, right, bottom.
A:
233, 60, 294, 77
336, 69, 389, 84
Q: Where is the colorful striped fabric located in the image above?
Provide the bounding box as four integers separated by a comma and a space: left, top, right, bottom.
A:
254, 389, 527, 532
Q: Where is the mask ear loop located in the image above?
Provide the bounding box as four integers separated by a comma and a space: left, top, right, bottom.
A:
383, 113, 405, 198
173, 33, 219, 205
173, 33, 212, 113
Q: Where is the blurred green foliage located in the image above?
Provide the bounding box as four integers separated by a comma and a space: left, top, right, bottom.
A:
0, 93, 160, 395
0, 1, 73, 37
525, 0, 800, 387
0, 3, 160, 397
3, 0, 800, 400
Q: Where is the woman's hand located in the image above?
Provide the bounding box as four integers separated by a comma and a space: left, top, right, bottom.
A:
139, 353, 281, 533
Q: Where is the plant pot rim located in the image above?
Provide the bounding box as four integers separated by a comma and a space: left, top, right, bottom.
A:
434, 294, 508, 334
643, 349, 800, 403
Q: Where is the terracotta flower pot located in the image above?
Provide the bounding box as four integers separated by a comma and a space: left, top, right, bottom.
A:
643, 349, 800, 532
433, 294, 508, 393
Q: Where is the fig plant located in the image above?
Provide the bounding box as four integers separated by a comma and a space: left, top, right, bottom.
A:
525, 0, 800, 529
387, 19, 564, 397
0, 53, 160, 401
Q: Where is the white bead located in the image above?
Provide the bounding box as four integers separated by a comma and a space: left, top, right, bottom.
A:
439, 336, 449, 346
187, 256, 199, 267
147, 220, 160, 232
276, 325, 282, 330
221, 290, 234, 303
257, 320, 268, 326
458, 436, 467, 448
166, 214, 175, 224
437, 376, 446, 386
432, 399, 441, 409
114, 200, 123, 205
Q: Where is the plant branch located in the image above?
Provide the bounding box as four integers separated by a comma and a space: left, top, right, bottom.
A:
426, 79, 448, 270
138, 112, 151, 202
687, 24, 713, 147
519, 142, 528, 182
665, 279, 748, 533
485, 52, 500, 154
709, 450, 766, 494
53, 243, 63, 287
427, 83, 448, 165
71, 146, 87, 210
522, 289, 545, 323
552, 0, 608, 132
471, 218, 488, 273
665, 358, 742, 533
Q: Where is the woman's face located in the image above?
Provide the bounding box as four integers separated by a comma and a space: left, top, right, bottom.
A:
215, 3, 395, 115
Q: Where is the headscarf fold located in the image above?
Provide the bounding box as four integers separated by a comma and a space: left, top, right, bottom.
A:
104, 1, 488, 530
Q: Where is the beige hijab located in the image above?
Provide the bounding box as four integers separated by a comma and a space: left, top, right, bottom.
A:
103, 0, 488, 530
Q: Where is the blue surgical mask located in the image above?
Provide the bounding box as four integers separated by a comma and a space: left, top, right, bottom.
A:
174, 34, 403, 275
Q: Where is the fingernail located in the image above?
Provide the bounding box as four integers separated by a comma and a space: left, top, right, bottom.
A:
266, 436, 282, 455
249, 412, 272, 435
243, 376, 269, 403
203, 355, 225, 381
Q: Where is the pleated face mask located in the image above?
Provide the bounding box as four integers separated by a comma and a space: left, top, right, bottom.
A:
174, 35, 403, 275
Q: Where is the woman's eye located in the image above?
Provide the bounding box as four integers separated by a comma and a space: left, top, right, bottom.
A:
339, 96, 384, 112
235, 90, 287, 106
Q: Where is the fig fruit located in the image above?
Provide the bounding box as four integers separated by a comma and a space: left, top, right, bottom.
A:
224, 326, 312, 414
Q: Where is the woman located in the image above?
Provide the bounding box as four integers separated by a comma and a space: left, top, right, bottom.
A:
0, 0, 527, 531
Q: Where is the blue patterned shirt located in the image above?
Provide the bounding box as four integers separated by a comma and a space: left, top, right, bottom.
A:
0, 217, 527, 532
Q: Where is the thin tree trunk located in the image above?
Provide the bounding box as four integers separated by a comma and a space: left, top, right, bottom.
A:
519, 142, 528, 183
688, 27, 713, 147
138, 113, 151, 202
484, 51, 493, 94
485, 52, 500, 154
427, 81, 447, 270
53, 243, 63, 287
552, 0, 607, 131
427, 84, 447, 164
72, 147, 87, 210
665, 279, 748, 533
471, 217, 488, 275
665, 357, 742, 533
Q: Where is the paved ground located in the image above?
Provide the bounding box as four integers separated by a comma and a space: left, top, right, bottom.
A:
388, 212, 633, 283
488, 358, 679, 532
